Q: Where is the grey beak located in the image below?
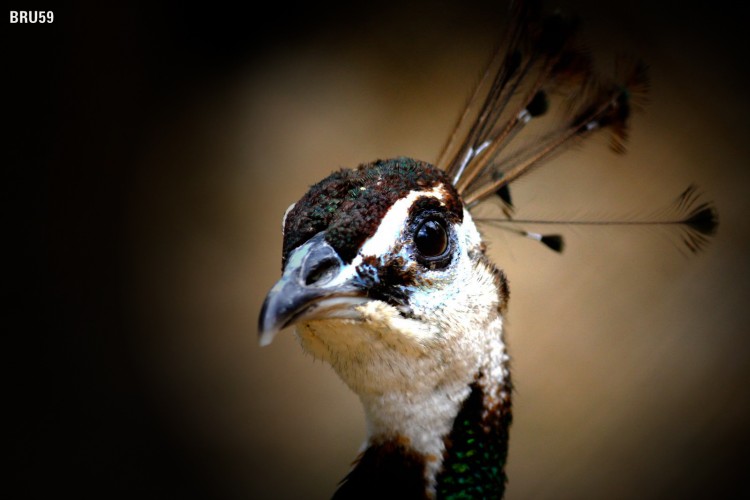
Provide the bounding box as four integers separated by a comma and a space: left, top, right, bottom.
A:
258, 233, 365, 346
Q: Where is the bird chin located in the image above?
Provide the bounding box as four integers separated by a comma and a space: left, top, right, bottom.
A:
294, 316, 367, 363
292, 295, 373, 324
294, 299, 437, 366
277, 295, 369, 349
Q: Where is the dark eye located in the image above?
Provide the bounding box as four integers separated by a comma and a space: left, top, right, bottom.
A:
414, 219, 448, 258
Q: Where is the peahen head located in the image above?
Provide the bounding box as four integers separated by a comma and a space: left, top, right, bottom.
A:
259, 157, 512, 498
256, 2, 718, 497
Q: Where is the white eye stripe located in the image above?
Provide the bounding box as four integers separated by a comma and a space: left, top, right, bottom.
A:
358, 185, 446, 259
281, 202, 296, 234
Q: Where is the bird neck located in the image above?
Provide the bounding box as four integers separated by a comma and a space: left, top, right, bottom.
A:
333, 371, 512, 500
327, 316, 512, 499
435, 377, 512, 499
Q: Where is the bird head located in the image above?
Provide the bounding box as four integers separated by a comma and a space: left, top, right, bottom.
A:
259, 157, 509, 399
254, 4, 718, 495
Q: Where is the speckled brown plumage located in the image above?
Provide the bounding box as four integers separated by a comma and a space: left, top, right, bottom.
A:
332, 437, 430, 500
281, 157, 461, 266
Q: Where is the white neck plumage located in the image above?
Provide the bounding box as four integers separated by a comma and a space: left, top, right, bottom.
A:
298, 311, 509, 496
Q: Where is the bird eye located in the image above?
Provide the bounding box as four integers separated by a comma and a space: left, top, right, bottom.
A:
414, 219, 448, 258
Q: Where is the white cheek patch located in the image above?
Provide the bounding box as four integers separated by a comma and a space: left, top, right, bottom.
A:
358, 184, 446, 258
461, 208, 483, 249
402, 210, 486, 322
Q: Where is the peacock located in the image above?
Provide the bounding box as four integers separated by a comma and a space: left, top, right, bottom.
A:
258, 2, 717, 498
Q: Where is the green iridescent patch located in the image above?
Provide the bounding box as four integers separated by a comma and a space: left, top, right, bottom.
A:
436, 383, 512, 500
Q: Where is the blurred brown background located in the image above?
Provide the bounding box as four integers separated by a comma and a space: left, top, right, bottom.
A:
12, 1, 749, 498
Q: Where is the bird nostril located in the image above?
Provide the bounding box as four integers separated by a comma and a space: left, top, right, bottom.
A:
304, 258, 339, 286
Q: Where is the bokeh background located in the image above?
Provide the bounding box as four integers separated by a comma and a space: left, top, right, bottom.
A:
12, 1, 749, 498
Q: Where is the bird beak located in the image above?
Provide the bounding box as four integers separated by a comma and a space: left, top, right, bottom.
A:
258, 233, 369, 346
